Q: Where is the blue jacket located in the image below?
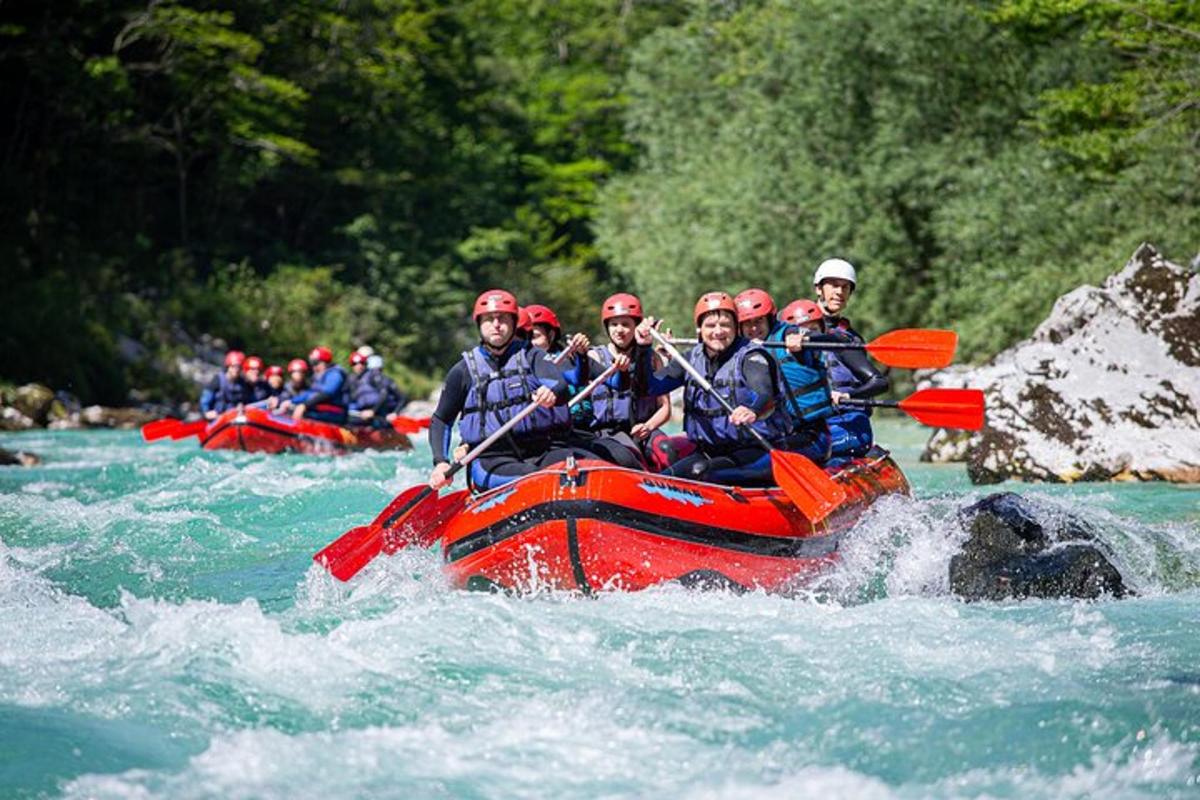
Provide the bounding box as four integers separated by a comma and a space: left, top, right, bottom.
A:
199, 372, 252, 414
290, 365, 348, 410
766, 323, 834, 426
350, 368, 408, 415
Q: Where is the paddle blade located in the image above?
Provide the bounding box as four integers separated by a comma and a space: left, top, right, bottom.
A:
771, 451, 848, 523
314, 484, 439, 581
141, 418, 180, 442
313, 525, 384, 581
899, 388, 985, 430
391, 416, 431, 434
168, 419, 209, 440
866, 329, 958, 369
385, 488, 467, 552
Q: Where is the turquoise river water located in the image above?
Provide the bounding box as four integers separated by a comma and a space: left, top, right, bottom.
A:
1, 419, 1199, 798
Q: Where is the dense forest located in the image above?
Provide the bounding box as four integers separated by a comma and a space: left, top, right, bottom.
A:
2, 0, 1196, 404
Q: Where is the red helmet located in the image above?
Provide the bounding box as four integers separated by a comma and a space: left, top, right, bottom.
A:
473, 289, 519, 321
243, 355, 264, 372
224, 350, 246, 368
780, 299, 824, 326
693, 291, 737, 327
601, 293, 643, 323
734, 288, 776, 323
349, 351, 368, 366
517, 306, 532, 332
524, 304, 561, 332
265, 365, 284, 378
287, 358, 309, 374
308, 346, 333, 363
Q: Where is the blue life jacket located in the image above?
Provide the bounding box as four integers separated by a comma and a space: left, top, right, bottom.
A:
458, 342, 570, 446
588, 345, 658, 432
295, 365, 349, 410
682, 339, 791, 449
199, 372, 252, 413
765, 323, 834, 424
351, 368, 407, 415
821, 317, 874, 418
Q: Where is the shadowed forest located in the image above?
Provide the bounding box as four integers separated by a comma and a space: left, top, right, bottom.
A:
2, 0, 1196, 403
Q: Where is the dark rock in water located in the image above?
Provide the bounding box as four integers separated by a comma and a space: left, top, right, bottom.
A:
0, 446, 40, 467
950, 492, 1128, 601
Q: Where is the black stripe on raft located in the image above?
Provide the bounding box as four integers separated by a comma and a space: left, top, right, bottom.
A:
566, 517, 592, 595
445, 499, 842, 563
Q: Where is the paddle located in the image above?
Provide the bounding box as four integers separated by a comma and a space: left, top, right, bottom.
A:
140, 418, 181, 442
314, 359, 623, 581
168, 419, 211, 440
648, 327, 846, 522
668, 328, 958, 370
841, 388, 985, 431
347, 409, 432, 434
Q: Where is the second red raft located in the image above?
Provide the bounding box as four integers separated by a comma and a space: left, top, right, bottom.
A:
200, 407, 412, 454
433, 447, 909, 594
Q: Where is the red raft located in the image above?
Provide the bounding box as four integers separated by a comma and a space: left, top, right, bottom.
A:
200, 407, 412, 454
434, 448, 909, 594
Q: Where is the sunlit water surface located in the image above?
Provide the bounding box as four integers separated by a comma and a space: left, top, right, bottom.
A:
2, 420, 1198, 798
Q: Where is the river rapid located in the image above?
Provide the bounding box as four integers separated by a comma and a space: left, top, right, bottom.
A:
1, 420, 1198, 799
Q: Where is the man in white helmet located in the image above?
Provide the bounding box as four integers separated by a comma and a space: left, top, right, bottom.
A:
812, 258, 889, 459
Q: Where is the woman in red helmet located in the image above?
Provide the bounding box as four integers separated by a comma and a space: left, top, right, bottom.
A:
427, 290, 596, 491
634, 292, 792, 486
241, 356, 272, 403
263, 365, 286, 399
269, 359, 310, 410
199, 350, 253, 420
576, 293, 675, 470
277, 346, 349, 422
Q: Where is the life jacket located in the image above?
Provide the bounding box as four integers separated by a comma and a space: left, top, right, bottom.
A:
458, 342, 570, 446
820, 316, 863, 393
682, 339, 791, 449
588, 345, 658, 433
351, 368, 386, 408
765, 323, 834, 424
248, 380, 274, 403
202, 372, 252, 412
280, 380, 307, 402
308, 364, 349, 410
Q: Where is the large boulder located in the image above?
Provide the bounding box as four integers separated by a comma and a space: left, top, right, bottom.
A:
6, 383, 55, 424
950, 493, 1128, 601
0, 447, 41, 467
923, 243, 1200, 483
79, 405, 158, 429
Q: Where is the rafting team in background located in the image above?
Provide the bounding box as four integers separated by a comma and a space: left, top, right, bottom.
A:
198, 345, 409, 428
428, 258, 888, 491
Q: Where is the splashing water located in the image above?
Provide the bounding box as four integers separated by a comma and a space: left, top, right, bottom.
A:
1, 422, 1198, 798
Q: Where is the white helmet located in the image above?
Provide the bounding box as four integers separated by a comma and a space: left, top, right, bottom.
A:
366, 354, 384, 370
813, 258, 858, 288
355, 345, 375, 357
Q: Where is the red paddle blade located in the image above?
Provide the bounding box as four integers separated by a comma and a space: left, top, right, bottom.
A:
314, 484, 438, 581
141, 419, 180, 442
899, 388, 986, 430
771, 451, 847, 523
866, 329, 958, 369
391, 416, 431, 434
169, 419, 209, 440
385, 488, 468, 552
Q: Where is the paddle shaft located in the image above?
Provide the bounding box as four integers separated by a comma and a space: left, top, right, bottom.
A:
840, 398, 898, 409
668, 337, 861, 352
648, 328, 774, 452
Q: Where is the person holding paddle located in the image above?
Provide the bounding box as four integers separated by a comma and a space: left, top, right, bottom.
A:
635, 292, 793, 486
812, 259, 889, 458
427, 290, 596, 492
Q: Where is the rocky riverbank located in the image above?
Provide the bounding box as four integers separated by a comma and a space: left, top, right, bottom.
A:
0, 382, 164, 431
923, 243, 1200, 483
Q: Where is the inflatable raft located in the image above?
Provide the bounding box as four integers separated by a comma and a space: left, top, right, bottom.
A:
434, 448, 908, 594
200, 407, 412, 454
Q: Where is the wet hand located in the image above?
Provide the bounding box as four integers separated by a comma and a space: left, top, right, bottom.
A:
785, 332, 808, 353
635, 317, 659, 346
831, 391, 850, 405
453, 443, 469, 462
568, 332, 590, 356
292, 403, 306, 420
532, 385, 556, 407
429, 462, 453, 489
204, 410, 218, 420
613, 353, 632, 372
359, 408, 375, 420
728, 405, 758, 426
630, 422, 652, 440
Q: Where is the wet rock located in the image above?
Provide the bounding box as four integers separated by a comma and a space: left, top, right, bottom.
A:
0, 446, 40, 467
7, 384, 55, 425
950, 492, 1128, 601
79, 405, 158, 429
0, 407, 35, 431
923, 244, 1200, 483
